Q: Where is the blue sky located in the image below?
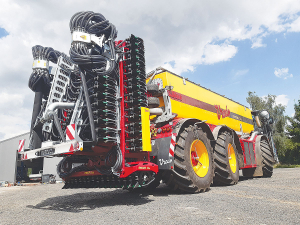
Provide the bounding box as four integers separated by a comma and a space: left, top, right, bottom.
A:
0, 27, 8, 37
1, 0, 300, 140
181, 32, 300, 117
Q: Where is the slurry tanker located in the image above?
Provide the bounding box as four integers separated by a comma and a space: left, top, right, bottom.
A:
19, 11, 276, 193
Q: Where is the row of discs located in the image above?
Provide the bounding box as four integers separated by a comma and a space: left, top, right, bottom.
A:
123, 35, 147, 151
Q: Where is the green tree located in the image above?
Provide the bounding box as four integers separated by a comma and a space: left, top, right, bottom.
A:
246, 92, 286, 134
285, 99, 300, 164
246, 92, 287, 162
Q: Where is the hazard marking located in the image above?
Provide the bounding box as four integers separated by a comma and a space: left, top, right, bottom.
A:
21, 153, 28, 160
18, 139, 25, 153
66, 124, 76, 141
169, 133, 177, 157
69, 144, 74, 152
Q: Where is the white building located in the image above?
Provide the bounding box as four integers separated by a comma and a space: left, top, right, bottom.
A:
0, 132, 61, 183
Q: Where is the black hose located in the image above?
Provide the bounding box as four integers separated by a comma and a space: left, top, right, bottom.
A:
69, 11, 119, 143
29, 45, 61, 94
80, 71, 96, 143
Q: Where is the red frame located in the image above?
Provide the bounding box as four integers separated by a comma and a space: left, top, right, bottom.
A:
239, 136, 257, 169
117, 51, 158, 178
64, 162, 158, 180
119, 60, 126, 170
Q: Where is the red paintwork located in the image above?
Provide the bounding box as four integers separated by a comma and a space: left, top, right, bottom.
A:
64, 170, 102, 180
115, 53, 154, 178
191, 151, 198, 167
214, 105, 230, 120
239, 135, 258, 169
63, 161, 158, 180
119, 162, 158, 178
151, 118, 182, 139
242, 165, 257, 169
119, 60, 126, 170
209, 124, 258, 169
152, 120, 216, 140
207, 123, 217, 132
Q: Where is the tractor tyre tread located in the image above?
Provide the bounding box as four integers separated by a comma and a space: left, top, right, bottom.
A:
213, 132, 239, 185
148, 97, 160, 108
146, 83, 159, 95
261, 139, 275, 177
163, 125, 214, 193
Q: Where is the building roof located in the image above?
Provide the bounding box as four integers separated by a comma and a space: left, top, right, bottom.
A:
0, 132, 30, 144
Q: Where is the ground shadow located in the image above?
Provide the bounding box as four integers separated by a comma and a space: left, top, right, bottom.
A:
27, 175, 256, 212
210, 175, 253, 187
238, 175, 254, 181
27, 189, 153, 213
26, 185, 182, 213
126, 184, 187, 196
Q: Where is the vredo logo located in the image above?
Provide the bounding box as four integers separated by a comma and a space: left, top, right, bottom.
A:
214, 105, 230, 120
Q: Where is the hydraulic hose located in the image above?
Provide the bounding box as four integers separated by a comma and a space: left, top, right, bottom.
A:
80, 71, 96, 143
28, 45, 61, 93
69, 11, 119, 143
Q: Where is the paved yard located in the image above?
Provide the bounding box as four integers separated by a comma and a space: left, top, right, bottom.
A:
0, 168, 300, 225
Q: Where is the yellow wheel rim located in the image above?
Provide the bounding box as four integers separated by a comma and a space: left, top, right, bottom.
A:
228, 143, 237, 173
190, 140, 209, 177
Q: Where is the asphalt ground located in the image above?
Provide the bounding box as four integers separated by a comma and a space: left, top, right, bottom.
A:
0, 168, 300, 225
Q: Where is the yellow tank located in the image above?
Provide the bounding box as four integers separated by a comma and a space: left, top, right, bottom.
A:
150, 70, 254, 134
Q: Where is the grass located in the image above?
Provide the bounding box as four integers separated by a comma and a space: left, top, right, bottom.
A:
274, 164, 300, 168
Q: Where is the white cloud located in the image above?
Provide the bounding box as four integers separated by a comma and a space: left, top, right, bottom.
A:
251, 37, 267, 48
0, 0, 300, 139
274, 67, 293, 79
275, 94, 289, 106
235, 69, 249, 77
231, 69, 249, 80
288, 16, 300, 32
0, 92, 32, 140
201, 43, 238, 65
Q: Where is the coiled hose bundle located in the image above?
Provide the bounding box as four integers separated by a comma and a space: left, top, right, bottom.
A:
28, 45, 61, 95
69, 11, 122, 175
69, 11, 118, 143
28, 45, 63, 149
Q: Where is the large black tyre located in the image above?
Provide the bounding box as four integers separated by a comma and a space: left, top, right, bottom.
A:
213, 132, 239, 185
148, 97, 160, 108
242, 138, 275, 178
146, 83, 159, 94
163, 125, 214, 193
260, 139, 275, 177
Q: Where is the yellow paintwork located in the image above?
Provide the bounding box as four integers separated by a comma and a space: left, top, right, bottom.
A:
141, 107, 152, 151
228, 143, 237, 173
190, 140, 209, 177
148, 72, 254, 134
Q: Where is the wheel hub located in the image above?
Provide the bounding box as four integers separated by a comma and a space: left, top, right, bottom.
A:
228, 143, 237, 173
190, 140, 209, 177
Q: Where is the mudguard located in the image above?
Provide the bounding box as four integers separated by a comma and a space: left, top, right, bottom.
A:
151, 118, 215, 170
151, 136, 173, 169
173, 118, 214, 141
251, 134, 270, 176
